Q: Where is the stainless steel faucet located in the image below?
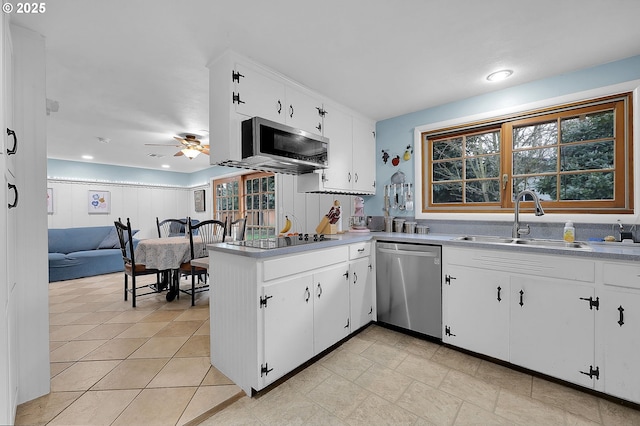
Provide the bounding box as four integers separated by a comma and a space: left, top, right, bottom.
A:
512, 190, 545, 238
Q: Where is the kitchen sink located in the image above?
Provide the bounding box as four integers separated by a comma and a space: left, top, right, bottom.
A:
455, 235, 592, 250
455, 235, 514, 243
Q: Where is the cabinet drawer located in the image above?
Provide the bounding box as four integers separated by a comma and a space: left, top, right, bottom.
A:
603, 262, 640, 289
349, 242, 370, 260
263, 246, 348, 282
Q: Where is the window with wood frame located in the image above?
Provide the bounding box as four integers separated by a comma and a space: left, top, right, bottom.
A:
213, 171, 276, 240
422, 93, 633, 214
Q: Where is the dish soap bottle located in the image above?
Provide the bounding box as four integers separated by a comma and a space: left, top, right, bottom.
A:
563, 221, 575, 243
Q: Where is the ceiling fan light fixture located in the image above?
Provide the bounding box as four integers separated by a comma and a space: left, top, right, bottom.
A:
486, 69, 513, 82
181, 148, 201, 159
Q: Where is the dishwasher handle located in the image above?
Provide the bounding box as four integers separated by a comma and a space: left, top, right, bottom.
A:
378, 247, 439, 257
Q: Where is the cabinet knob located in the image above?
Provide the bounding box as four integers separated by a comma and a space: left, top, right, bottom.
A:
8, 183, 18, 209
317, 282, 322, 298
7, 128, 17, 155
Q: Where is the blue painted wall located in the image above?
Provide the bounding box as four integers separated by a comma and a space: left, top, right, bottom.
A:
372, 55, 640, 217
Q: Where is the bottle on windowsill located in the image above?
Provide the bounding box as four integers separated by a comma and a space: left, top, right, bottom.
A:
563, 221, 575, 243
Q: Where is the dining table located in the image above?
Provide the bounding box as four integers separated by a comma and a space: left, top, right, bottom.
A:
134, 235, 206, 301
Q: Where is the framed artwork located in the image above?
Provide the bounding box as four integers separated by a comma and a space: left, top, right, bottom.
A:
88, 190, 111, 214
194, 189, 205, 212
47, 188, 54, 214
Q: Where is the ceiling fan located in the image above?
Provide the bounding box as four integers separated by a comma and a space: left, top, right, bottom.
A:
145, 134, 210, 159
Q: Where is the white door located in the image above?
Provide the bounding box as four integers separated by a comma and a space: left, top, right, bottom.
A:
350, 257, 373, 332
601, 288, 640, 404
442, 265, 510, 361
233, 62, 285, 123
510, 276, 595, 387
351, 117, 376, 194
313, 264, 350, 354
284, 86, 323, 136
261, 275, 314, 387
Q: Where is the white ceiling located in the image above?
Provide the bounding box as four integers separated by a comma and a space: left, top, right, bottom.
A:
11, 0, 640, 174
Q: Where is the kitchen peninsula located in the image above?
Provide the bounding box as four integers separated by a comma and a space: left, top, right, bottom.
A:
208, 233, 640, 406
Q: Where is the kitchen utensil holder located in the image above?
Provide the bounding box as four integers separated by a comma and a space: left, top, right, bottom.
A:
385, 183, 414, 212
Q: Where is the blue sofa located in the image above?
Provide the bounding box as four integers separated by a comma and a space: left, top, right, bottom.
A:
48, 226, 135, 282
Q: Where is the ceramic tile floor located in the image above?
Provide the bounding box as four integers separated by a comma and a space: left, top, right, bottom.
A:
15, 273, 243, 426
201, 326, 640, 426
15, 273, 640, 426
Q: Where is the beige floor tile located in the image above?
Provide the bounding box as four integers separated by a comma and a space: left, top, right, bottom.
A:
395, 353, 450, 388
49, 324, 99, 341
431, 346, 481, 376
599, 398, 640, 426
251, 381, 325, 424
202, 366, 236, 386
49, 312, 89, 326
178, 384, 244, 425
339, 334, 374, 354
92, 358, 169, 390
112, 387, 196, 426
304, 409, 348, 426
74, 323, 133, 340
49, 340, 65, 352
106, 310, 153, 324
128, 335, 189, 358
198, 396, 262, 425
439, 369, 500, 412
49, 389, 140, 425
48, 302, 85, 314
174, 307, 210, 321
115, 321, 169, 338
494, 389, 567, 426
286, 363, 333, 394
14, 390, 83, 426
155, 319, 203, 337
396, 380, 463, 425
64, 301, 115, 313
70, 310, 122, 325
321, 348, 374, 381
50, 360, 122, 392
565, 411, 603, 426
175, 334, 210, 357
355, 363, 413, 402
50, 339, 108, 362
360, 341, 408, 369
475, 360, 533, 397
194, 318, 210, 335
453, 401, 512, 425
307, 373, 370, 419
82, 337, 148, 360
148, 356, 211, 387
359, 324, 404, 346
138, 309, 183, 322
346, 393, 418, 425
532, 376, 602, 423
50, 362, 74, 378
394, 334, 440, 359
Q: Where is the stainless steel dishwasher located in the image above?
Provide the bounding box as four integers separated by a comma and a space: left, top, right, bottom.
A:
376, 241, 442, 338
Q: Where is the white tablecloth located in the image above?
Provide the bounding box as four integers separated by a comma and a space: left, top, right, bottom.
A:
134, 236, 204, 270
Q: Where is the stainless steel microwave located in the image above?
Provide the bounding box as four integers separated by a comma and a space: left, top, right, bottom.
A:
240, 117, 329, 174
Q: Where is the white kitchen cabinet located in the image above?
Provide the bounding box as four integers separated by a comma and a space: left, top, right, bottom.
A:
313, 264, 351, 354
442, 263, 510, 361
298, 102, 376, 195
261, 274, 314, 388
510, 275, 596, 388
349, 242, 374, 332
599, 262, 640, 404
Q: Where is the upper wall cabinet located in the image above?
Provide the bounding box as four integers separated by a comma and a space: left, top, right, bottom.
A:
208, 50, 375, 194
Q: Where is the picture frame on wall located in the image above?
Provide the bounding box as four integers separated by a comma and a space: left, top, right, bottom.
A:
88, 190, 111, 214
47, 188, 54, 214
194, 189, 205, 212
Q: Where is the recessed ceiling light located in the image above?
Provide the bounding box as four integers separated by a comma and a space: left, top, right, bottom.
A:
161, 164, 170, 168
486, 69, 513, 82
82, 155, 93, 160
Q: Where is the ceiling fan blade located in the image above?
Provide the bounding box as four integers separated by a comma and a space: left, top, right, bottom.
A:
145, 143, 182, 147
201, 148, 210, 155
174, 151, 184, 157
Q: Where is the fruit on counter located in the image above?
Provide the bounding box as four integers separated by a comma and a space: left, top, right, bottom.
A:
604, 235, 616, 242
279, 216, 292, 234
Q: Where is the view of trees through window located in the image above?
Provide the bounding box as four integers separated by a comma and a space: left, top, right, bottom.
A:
424, 93, 632, 213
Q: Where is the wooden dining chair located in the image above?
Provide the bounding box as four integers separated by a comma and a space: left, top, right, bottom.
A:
178, 217, 227, 306
156, 217, 188, 238
229, 215, 247, 241
114, 218, 164, 308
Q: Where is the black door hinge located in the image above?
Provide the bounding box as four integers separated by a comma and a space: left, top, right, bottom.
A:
579, 365, 600, 380
445, 326, 455, 337
445, 274, 456, 285
259, 295, 272, 308
232, 92, 245, 105
579, 296, 600, 310
232, 70, 244, 83
316, 107, 327, 117
260, 363, 273, 377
